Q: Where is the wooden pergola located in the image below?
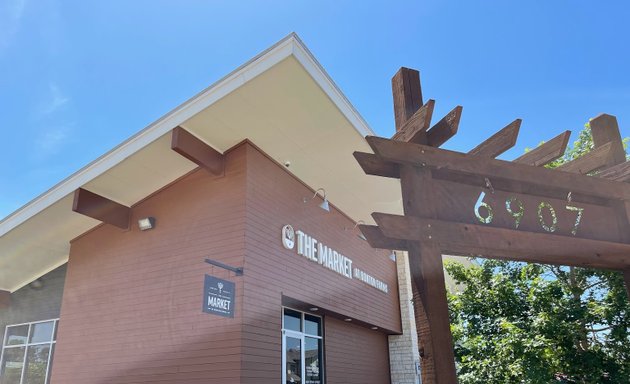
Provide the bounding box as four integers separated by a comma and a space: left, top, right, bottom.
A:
355, 68, 630, 384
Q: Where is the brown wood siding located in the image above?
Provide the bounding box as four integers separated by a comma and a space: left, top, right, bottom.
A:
50, 145, 249, 384
49, 141, 399, 383
325, 317, 391, 384
240, 143, 399, 383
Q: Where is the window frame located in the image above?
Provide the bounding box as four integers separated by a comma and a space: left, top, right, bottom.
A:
0, 318, 59, 384
281, 307, 324, 384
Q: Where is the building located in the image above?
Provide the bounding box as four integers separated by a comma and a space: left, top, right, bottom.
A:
0, 34, 437, 384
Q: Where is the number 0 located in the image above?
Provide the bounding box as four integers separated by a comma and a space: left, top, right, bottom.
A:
538, 202, 558, 232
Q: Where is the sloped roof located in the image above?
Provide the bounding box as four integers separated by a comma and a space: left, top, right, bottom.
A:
0, 33, 404, 292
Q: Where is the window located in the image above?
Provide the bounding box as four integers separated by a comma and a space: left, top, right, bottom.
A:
0, 319, 59, 384
282, 308, 323, 384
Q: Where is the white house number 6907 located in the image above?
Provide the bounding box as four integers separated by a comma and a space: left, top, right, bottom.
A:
474, 192, 584, 235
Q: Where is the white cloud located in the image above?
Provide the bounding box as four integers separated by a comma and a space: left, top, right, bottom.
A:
39, 82, 69, 115
35, 125, 69, 155
0, 0, 27, 51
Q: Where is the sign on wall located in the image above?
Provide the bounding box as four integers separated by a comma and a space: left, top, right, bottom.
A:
202, 275, 235, 318
281, 224, 389, 293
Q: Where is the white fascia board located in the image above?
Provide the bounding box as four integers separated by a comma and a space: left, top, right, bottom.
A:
0, 33, 373, 242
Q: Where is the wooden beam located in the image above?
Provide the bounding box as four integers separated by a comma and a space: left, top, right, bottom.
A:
597, 162, 630, 183
392, 68, 423, 131
556, 141, 618, 174
358, 224, 408, 250
171, 126, 224, 176
468, 119, 521, 158
513, 130, 571, 167
72, 188, 131, 230
0, 290, 9, 309
372, 213, 630, 270
397, 164, 457, 384
391, 99, 435, 144
590, 113, 626, 166
365, 136, 630, 201
426, 106, 463, 148
353, 152, 399, 179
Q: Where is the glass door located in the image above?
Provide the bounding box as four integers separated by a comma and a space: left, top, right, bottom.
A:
283, 330, 303, 384
282, 308, 323, 384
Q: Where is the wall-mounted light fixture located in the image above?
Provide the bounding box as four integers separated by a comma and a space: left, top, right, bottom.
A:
389, 251, 397, 262
304, 188, 329, 212
345, 220, 367, 241
29, 278, 44, 290
138, 217, 156, 231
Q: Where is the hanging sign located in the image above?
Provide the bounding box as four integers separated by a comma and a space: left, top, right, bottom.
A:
202, 275, 235, 318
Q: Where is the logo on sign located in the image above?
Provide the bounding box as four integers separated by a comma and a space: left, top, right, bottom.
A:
282, 224, 295, 250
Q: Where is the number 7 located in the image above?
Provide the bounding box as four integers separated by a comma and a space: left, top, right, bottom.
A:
565, 205, 584, 236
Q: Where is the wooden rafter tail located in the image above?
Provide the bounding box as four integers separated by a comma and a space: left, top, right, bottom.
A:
426, 105, 463, 148
391, 99, 435, 143
597, 161, 630, 183
392, 67, 423, 131
0, 290, 9, 309
364, 135, 630, 201
353, 152, 399, 178
468, 119, 521, 158
556, 142, 620, 174
358, 224, 408, 250
171, 126, 225, 176
590, 113, 626, 165
72, 188, 131, 230
371, 213, 630, 270
513, 130, 571, 167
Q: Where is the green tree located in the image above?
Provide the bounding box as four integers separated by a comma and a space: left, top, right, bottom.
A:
446, 124, 630, 384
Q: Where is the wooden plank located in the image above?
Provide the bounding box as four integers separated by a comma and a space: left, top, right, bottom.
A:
468, 119, 521, 158
354, 149, 612, 206
514, 130, 571, 166
365, 136, 630, 201
426, 106, 463, 148
72, 188, 131, 230
556, 141, 617, 174
171, 126, 224, 176
0, 290, 9, 309
392, 67, 423, 131
590, 113, 626, 165
358, 224, 408, 250
372, 213, 630, 270
353, 152, 399, 179
391, 99, 435, 144
597, 162, 630, 183
399, 165, 458, 384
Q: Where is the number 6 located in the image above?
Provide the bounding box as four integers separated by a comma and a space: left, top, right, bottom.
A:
475, 191, 493, 224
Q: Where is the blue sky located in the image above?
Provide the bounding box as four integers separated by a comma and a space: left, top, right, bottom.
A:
1, 1, 629, 219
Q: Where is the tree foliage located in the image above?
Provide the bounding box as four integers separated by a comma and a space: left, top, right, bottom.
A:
446, 124, 630, 383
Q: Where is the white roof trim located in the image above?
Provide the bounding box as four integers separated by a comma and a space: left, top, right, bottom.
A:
0, 33, 374, 241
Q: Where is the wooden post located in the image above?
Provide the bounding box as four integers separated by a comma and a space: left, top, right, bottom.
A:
400, 165, 458, 384
391, 67, 458, 383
